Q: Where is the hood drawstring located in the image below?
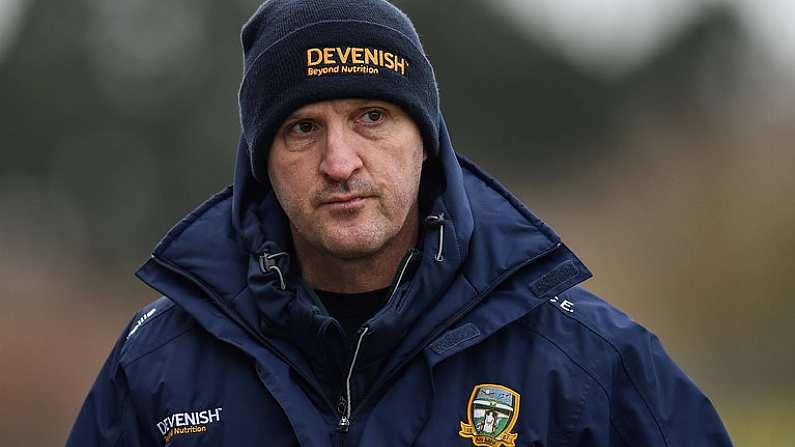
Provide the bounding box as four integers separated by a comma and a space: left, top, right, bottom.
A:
424, 214, 445, 262
259, 251, 288, 290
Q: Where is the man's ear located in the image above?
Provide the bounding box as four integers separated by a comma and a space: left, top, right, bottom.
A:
422, 146, 428, 161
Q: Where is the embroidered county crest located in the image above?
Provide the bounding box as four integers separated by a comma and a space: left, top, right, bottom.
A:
458, 384, 521, 447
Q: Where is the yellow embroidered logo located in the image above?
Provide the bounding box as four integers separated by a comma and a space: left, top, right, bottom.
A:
459, 384, 521, 447
306, 47, 409, 77
156, 407, 222, 443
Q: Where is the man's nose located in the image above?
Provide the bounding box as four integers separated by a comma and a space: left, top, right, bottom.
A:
318, 123, 363, 182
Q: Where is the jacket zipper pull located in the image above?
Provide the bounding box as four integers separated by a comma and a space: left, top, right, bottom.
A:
336, 396, 350, 432
336, 416, 351, 432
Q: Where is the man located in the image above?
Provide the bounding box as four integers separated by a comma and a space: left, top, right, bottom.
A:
67, 0, 733, 445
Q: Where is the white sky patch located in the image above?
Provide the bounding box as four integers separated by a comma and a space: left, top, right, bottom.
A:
0, 0, 29, 60
730, 0, 795, 73
489, 0, 708, 75
488, 0, 795, 78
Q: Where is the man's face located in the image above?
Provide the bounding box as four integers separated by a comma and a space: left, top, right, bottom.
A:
267, 98, 426, 260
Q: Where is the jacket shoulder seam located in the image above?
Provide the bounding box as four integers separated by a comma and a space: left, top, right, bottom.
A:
543, 301, 671, 446
526, 325, 611, 400
523, 326, 612, 443
527, 324, 640, 446
121, 302, 196, 367
123, 324, 196, 367
558, 360, 598, 447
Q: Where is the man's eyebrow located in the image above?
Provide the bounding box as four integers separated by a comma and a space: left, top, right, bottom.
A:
284, 99, 385, 121
284, 111, 307, 122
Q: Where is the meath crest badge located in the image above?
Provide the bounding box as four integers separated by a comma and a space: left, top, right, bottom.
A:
459, 384, 521, 447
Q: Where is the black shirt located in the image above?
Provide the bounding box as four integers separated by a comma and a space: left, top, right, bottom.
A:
314, 287, 390, 344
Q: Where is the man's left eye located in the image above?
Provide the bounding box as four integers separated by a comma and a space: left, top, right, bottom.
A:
361, 110, 384, 123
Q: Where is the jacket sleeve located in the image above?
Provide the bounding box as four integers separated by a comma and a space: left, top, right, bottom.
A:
65, 320, 146, 447
590, 328, 733, 446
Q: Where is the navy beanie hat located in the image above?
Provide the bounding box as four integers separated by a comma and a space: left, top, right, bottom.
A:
238, 0, 440, 184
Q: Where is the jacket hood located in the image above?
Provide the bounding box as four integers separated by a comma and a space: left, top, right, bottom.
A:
136, 114, 592, 404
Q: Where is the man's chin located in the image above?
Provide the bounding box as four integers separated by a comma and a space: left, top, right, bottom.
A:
321, 242, 381, 260
319, 234, 386, 260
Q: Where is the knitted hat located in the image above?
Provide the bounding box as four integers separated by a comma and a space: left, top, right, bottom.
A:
238, 0, 440, 184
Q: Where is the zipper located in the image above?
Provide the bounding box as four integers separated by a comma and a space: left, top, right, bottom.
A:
334, 248, 417, 433
148, 254, 340, 419
388, 249, 417, 302
381, 249, 417, 298
336, 326, 369, 432
349, 241, 563, 421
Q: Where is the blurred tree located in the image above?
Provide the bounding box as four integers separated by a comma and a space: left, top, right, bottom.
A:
0, 0, 259, 268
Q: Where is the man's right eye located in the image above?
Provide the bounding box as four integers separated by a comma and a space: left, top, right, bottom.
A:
289, 121, 316, 135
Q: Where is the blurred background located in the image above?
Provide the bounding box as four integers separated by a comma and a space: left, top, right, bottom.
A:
1, 0, 793, 445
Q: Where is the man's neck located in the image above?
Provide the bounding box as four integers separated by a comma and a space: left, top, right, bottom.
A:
293, 211, 419, 294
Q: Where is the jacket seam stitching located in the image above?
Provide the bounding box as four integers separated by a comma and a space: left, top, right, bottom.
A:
526, 326, 611, 400
558, 366, 596, 447
548, 302, 672, 446
609, 418, 632, 446
527, 326, 636, 445
123, 325, 195, 367
228, 282, 250, 305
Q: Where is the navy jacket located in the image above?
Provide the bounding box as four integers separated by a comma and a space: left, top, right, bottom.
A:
67, 119, 732, 446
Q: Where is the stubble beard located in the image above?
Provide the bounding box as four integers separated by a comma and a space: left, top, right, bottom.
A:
304, 199, 397, 260
281, 171, 421, 263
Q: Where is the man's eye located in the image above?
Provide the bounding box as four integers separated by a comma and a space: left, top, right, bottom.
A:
361, 110, 384, 123
289, 121, 315, 135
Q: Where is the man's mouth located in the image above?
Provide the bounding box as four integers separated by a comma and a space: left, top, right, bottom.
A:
320, 195, 372, 208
